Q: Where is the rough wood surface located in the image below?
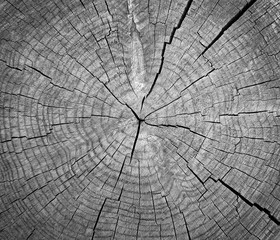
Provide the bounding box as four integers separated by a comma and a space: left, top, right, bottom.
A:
0, 0, 280, 239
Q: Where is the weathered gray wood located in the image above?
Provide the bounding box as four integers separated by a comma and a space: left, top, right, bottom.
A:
0, 0, 280, 239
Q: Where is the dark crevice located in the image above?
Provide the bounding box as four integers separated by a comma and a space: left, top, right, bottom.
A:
112, 216, 119, 239
198, 0, 258, 58
219, 110, 270, 117
69, 56, 127, 107
104, 0, 112, 18
164, 196, 178, 239
26, 229, 35, 240
79, 0, 86, 9
117, 185, 124, 201
149, 185, 159, 225
144, 0, 194, 100
129, 120, 142, 164
92, 2, 100, 18
181, 211, 192, 240
6, 64, 22, 71
140, 96, 145, 112
211, 177, 280, 226
181, 68, 216, 93
92, 199, 107, 240
28, 66, 52, 79
253, 203, 280, 225
114, 155, 128, 189
144, 96, 181, 119
177, 153, 205, 186
91, 114, 120, 119
144, 67, 216, 120
58, 205, 79, 239
125, 103, 141, 121
237, 78, 278, 91
136, 213, 141, 240
145, 122, 208, 139
68, 20, 84, 38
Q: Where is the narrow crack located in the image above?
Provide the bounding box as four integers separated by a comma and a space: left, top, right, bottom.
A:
180, 209, 192, 240
210, 177, 280, 226
144, 67, 216, 120
91, 198, 107, 240
164, 196, 178, 240
125, 103, 141, 121
114, 155, 128, 189
129, 119, 142, 164
144, 0, 194, 100
197, 0, 258, 59
144, 122, 210, 140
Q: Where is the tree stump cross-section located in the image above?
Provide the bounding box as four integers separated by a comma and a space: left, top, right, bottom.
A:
0, 0, 280, 239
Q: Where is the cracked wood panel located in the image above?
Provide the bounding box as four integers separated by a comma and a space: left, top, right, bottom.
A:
0, 0, 280, 239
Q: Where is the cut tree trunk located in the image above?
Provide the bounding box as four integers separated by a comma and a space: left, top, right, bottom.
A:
0, 0, 280, 239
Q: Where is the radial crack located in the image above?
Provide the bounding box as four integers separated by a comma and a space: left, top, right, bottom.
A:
144, 0, 194, 99
92, 198, 107, 239
197, 0, 258, 58
129, 120, 142, 164
180, 209, 192, 240
212, 178, 280, 226
145, 122, 209, 140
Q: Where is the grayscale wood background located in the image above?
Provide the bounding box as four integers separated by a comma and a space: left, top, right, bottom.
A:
0, 0, 280, 239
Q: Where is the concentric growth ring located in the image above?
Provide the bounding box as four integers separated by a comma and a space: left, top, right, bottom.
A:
0, 0, 280, 239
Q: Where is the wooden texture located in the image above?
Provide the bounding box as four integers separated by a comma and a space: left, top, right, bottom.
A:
0, 0, 280, 239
